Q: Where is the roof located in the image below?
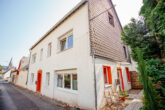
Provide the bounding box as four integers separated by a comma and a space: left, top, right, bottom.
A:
30, 0, 88, 50
19, 65, 29, 71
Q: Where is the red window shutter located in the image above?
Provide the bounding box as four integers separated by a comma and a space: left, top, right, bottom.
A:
107, 67, 112, 84
126, 67, 131, 82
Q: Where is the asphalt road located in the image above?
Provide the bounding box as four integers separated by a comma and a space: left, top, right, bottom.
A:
0, 80, 61, 110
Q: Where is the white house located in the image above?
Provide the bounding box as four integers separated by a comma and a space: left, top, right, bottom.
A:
27, 0, 136, 109
15, 56, 29, 88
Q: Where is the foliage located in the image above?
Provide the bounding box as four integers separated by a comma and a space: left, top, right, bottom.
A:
121, 18, 160, 61
119, 90, 127, 97
136, 48, 157, 110
140, 0, 165, 57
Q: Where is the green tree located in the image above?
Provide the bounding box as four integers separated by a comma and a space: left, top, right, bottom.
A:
136, 48, 157, 110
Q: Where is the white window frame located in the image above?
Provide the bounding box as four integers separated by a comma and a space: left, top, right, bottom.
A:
56, 73, 77, 91
46, 72, 50, 86
47, 43, 52, 57
32, 54, 36, 64
31, 73, 34, 84
58, 31, 73, 52
40, 48, 43, 61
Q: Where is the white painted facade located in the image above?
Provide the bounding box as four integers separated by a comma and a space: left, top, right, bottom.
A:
15, 56, 29, 88
26, 1, 137, 110
27, 4, 95, 109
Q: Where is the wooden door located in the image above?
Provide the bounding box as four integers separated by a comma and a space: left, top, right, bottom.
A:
36, 70, 42, 92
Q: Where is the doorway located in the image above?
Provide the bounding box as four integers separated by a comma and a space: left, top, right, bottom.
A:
117, 68, 124, 91
36, 70, 42, 92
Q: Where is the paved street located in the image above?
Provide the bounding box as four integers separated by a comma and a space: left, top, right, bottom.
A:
0, 80, 61, 110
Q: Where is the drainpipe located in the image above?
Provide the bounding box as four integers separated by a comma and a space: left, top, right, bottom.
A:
26, 50, 31, 87
93, 52, 97, 110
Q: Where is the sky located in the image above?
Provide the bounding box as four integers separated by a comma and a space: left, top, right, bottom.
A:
0, 0, 142, 67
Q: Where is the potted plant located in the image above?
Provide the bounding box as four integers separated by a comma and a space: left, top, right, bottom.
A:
119, 90, 127, 101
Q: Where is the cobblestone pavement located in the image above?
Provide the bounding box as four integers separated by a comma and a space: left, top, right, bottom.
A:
124, 90, 143, 110
0, 82, 62, 110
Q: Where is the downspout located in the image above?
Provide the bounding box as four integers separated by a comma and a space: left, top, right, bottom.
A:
87, 0, 97, 109
26, 50, 31, 87
93, 52, 97, 110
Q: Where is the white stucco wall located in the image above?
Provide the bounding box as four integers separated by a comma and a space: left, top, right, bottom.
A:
15, 70, 28, 88
27, 4, 95, 109
94, 58, 133, 109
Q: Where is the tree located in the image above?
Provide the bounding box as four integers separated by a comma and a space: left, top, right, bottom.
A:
136, 48, 157, 110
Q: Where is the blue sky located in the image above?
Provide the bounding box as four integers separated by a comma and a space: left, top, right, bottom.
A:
0, 0, 142, 67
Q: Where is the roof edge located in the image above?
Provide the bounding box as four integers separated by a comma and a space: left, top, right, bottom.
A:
30, 0, 88, 50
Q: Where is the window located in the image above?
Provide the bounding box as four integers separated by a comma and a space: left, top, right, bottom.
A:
64, 74, 71, 89
108, 12, 114, 27
72, 74, 77, 90
126, 67, 131, 82
32, 54, 36, 63
47, 43, 52, 57
57, 74, 63, 87
56, 72, 77, 91
31, 73, 34, 84
68, 35, 73, 48
60, 38, 67, 51
40, 49, 43, 61
123, 46, 127, 58
46, 72, 50, 86
103, 66, 112, 85
60, 34, 73, 51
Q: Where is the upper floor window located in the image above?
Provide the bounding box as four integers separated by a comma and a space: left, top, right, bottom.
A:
123, 46, 127, 58
40, 49, 43, 61
47, 43, 52, 57
32, 54, 36, 64
108, 12, 114, 27
60, 34, 73, 51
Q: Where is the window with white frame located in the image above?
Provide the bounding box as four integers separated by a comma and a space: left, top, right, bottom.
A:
57, 74, 63, 87
57, 73, 77, 91
40, 48, 43, 61
60, 34, 73, 51
47, 43, 52, 57
32, 54, 36, 63
46, 72, 50, 86
31, 73, 34, 84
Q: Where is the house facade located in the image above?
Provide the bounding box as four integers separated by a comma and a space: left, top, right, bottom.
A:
15, 56, 29, 88
27, 0, 136, 109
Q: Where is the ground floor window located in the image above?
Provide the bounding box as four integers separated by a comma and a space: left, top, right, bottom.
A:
46, 72, 50, 86
57, 74, 63, 87
57, 73, 77, 91
31, 73, 34, 84
103, 66, 112, 85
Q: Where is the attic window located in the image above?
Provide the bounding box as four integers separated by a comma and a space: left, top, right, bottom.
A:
108, 12, 114, 27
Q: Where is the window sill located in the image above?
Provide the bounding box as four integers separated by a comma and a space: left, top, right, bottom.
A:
57, 87, 78, 94
57, 47, 73, 54
105, 84, 112, 88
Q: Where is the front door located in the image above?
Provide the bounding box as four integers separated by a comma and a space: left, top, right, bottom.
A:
36, 70, 42, 92
117, 68, 124, 91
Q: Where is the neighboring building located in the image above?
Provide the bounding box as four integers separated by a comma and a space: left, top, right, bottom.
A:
3, 58, 15, 82
10, 69, 17, 84
15, 56, 29, 88
27, 0, 136, 109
